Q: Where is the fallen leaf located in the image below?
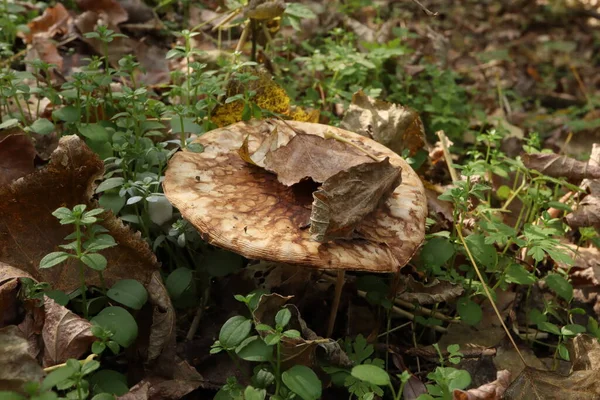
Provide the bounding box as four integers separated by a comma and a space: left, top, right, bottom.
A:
76, 0, 129, 25
521, 152, 600, 181
0, 325, 44, 392
397, 275, 464, 305
0, 133, 36, 186
341, 89, 426, 157
29, 37, 64, 71
42, 297, 94, 367
572, 334, 600, 371
0, 135, 175, 367
75, 12, 135, 67
453, 370, 511, 400
504, 367, 600, 399
253, 293, 352, 369
117, 0, 156, 24
22, 3, 70, 43
309, 157, 401, 242
263, 132, 373, 186
0, 274, 20, 327
118, 359, 204, 400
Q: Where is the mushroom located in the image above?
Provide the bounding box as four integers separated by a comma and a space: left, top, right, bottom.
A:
163, 120, 427, 336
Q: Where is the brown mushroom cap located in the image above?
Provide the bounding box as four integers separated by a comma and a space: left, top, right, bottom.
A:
163, 120, 427, 273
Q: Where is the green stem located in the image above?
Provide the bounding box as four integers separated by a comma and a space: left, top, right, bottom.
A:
275, 340, 281, 396
75, 223, 89, 319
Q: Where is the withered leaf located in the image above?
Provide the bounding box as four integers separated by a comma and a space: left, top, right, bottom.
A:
453, 370, 511, 400
0, 135, 175, 366
521, 152, 600, 181
572, 334, 600, 372
245, 0, 286, 20
504, 367, 600, 399
565, 195, 600, 229
310, 157, 401, 242
42, 297, 94, 367
341, 90, 426, 157
0, 133, 36, 187
397, 275, 464, 305
264, 132, 373, 186
0, 325, 44, 392
23, 3, 70, 43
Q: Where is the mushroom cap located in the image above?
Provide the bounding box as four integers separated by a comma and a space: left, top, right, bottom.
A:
163, 120, 427, 273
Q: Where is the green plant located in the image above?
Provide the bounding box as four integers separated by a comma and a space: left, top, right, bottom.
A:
210, 293, 322, 400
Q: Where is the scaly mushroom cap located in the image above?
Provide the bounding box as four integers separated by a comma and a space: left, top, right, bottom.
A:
163, 120, 427, 273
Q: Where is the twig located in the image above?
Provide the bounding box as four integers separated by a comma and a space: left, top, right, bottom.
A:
436, 130, 459, 183
410, 0, 438, 16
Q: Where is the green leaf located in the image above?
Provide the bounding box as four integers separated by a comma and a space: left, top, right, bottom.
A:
92, 341, 105, 355
91, 306, 138, 347
45, 290, 70, 306
243, 386, 266, 400
284, 3, 317, 19
96, 177, 125, 193
282, 365, 322, 400
98, 192, 126, 215
78, 123, 109, 141
165, 267, 194, 299
561, 324, 586, 337
85, 235, 117, 252
219, 316, 252, 349
457, 297, 482, 326
236, 336, 273, 362
91, 394, 116, 400
52, 106, 81, 123
446, 368, 471, 391
89, 370, 129, 396
558, 342, 570, 361
81, 253, 107, 271
275, 308, 291, 329
30, 118, 54, 135
538, 321, 561, 336
0, 118, 19, 130
41, 365, 75, 391
504, 263, 536, 285
39, 252, 70, 269
351, 364, 390, 387
421, 237, 455, 268
107, 279, 148, 310
464, 233, 498, 269
545, 273, 573, 302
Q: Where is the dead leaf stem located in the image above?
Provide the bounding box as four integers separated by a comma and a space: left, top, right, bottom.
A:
324, 129, 382, 162
43, 353, 97, 373
436, 130, 459, 183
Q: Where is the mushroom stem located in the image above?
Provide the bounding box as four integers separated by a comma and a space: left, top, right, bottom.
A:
327, 270, 346, 337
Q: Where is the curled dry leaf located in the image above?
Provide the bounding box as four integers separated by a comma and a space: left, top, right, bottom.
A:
22, 3, 70, 43
521, 152, 600, 181
0, 133, 36, 187
397, 275, 464, 305
0, 325, 44, 392
263, 132, 373, 186
42, 297, 94, 367
28, 37, 64, 71
310, 157, 401, 242
0, 135, 174, 365
164, 120, 427, 273
453, 370, 511, 400
565, 195, 600, 229
341, 90, 426, 157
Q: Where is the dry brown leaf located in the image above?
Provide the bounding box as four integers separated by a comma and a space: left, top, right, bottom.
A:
341, 90, 426, 157
118, 359, 204, 400
263, 132, 373, 186
565, 195, 600, 229
0, 325, 44, 392
30, 37, 64, 71
521, 152, 600, 181
397, 275, 464, 305
572, 334, 600, 371
453, 370, 511, 400
76, 0, 129, 25
504, 367, 600, 399
0, 133, 36, 186
245, 0, 286, 19
23, 3, 70, 44
310, 157, 401, 242
0, 135, 175, 366
117, 0, 156, 24
42, 297, 94, 367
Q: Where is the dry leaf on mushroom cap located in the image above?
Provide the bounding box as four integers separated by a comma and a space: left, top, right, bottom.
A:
163, 120, 427, 273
